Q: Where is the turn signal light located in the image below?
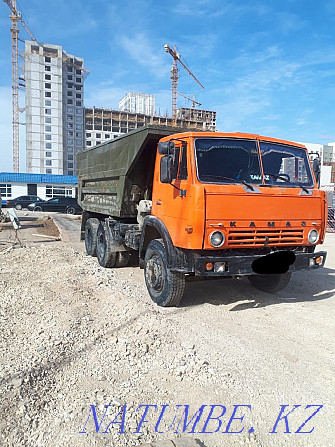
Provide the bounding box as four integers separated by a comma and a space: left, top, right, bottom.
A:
206, 262, 213, 271
309, 256, 323, 267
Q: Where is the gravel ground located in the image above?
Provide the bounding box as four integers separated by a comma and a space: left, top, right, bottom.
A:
0, 211, 334, 447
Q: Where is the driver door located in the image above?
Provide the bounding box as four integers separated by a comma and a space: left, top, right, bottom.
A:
153, 143, 190, 248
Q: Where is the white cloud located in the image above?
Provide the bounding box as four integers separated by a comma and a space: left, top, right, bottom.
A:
117, 33, 169, 79
173, 0, 270, 19
276, 12, 308, 34
178, 33, 219, 60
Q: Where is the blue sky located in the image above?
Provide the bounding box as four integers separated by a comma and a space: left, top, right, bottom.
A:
1, 0, 335, 171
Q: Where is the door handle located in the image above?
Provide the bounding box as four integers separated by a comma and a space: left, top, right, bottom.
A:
155, 200, 162, 205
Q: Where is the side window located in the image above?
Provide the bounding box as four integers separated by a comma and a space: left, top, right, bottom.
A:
178, 144, 188, 180
171, 146, 180, 180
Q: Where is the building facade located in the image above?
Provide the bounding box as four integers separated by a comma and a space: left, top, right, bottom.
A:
176, 107, 216, 131
119, 92, 155, 116
0, 172, 77, 204
85, 107, 217, 148
24, 41, 86, 176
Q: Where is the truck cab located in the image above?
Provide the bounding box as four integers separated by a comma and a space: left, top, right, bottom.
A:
141, 132, 326, 305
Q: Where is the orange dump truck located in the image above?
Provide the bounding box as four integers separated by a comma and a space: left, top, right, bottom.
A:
77, 125, 327, 307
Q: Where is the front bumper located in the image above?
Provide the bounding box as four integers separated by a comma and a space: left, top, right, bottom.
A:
194, 250, 327, 276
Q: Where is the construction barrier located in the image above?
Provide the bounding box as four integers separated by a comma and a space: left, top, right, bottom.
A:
327, 208, 335, 232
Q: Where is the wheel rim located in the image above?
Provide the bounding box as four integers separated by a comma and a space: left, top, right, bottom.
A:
145, 253, 165, 293
68, 207, 74, 214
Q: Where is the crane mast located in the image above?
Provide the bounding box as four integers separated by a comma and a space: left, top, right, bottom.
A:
3, 0, 36, 172
164, 44, 204, 119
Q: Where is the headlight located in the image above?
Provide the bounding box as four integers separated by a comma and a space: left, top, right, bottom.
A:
210, 231, 225, 247
308, 229, 319, 244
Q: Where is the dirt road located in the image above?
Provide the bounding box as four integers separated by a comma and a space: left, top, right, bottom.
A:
0, 211, 334, 447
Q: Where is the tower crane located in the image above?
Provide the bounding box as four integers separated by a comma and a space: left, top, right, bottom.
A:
2, 0, 36, 172
177, 91, 201, 108
164, 44, 204, 119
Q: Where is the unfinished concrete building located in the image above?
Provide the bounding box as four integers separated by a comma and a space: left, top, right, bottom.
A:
176, 107, 216, 131
24, 41, 86, 175
84, 107, 217, 148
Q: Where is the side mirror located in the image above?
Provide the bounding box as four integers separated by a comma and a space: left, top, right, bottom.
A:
312, 157, 320, 174
160, 156, 173, 183
158, 141, 175, 155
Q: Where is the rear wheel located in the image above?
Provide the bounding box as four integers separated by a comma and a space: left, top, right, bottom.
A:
115, 251, 130, 267
144, 239, 185, 307
85, 218, 99, 256
96, 223, 116, 268
248, 272, 291, 292
15, 203, 22, 210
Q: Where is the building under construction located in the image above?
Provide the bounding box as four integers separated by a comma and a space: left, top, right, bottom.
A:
24, 41, 86, 176
85, 106, 217, 148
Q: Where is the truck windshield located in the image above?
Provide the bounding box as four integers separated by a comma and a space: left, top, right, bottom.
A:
260, 142, 314, 188
195, 138, 262, 185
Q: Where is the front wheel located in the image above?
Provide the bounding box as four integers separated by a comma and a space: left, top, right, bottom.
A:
34, 206, 42, 212
248, 272, 291, 292
144, 239, 185, 307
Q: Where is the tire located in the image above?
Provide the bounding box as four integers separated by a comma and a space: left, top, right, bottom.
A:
248, 272, 291, 293
96, 223, 116, 268
67, 206, 75, 215
84, 218, 99, 257
34, 206, 42, 212
144, 239, 185, 307
15, 203, 22, 210
115, 251, 130, 268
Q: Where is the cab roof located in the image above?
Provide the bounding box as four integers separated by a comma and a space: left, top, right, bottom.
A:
161, 131, 306, 149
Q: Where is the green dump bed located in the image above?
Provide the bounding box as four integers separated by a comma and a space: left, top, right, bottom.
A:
77, 125, 183, 218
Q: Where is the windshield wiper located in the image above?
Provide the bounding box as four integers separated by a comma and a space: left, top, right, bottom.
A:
201, 174, 254, 191
263, 173, 309, 193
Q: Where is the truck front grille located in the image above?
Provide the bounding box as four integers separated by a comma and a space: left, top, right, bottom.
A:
227, 229, 304, 247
